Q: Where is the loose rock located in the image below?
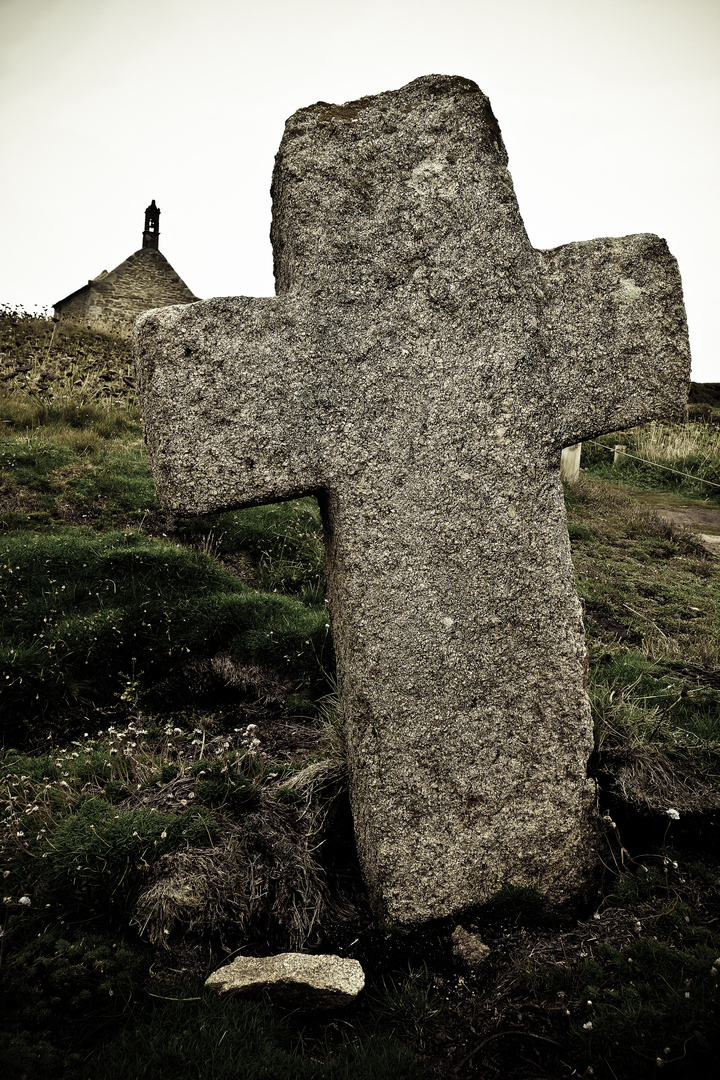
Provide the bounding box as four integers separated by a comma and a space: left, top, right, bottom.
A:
452, 926, 491, 967
205, 952, 365, 1009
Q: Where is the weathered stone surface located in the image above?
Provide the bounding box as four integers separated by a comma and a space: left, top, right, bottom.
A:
135, 75, 691, 926
205, 953, 365, 1008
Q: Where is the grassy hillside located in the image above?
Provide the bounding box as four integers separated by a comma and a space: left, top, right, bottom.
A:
1, 309, 718, 1080
689, 382, 720, 409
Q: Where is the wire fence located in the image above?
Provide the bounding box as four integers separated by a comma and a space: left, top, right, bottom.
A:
586, 440, 720, 492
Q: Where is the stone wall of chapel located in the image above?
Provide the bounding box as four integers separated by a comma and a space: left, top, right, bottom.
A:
56, 249, 198, 339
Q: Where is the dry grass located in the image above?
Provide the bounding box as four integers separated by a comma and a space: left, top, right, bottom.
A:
133, 788, 357, 953
601, 743, 720, 813
632, 419, 720, 466
0, 306, 136, 408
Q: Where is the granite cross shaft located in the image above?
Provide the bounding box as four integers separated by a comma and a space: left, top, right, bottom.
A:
135, 75, 690, 925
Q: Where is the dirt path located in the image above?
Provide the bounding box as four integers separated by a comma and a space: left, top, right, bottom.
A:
651, 505, 720, 555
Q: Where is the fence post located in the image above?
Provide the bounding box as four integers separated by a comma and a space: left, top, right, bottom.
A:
560, 443, 581, 482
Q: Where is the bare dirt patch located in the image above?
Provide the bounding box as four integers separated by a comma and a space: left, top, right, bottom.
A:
627, 497, 720, 554
651, 506, 720, 554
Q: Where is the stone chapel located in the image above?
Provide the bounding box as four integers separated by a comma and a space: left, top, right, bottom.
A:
53, 201, 199, 338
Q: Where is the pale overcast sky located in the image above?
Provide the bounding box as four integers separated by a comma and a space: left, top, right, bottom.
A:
1, 0, 718, 378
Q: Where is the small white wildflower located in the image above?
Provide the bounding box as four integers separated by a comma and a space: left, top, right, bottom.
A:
18, 896, 31, 906
711, 967, 718, 977
666, 808, 680, 821
583, 1021, 593, 1031
684, 991, 690, 998
16, 831, 24, 838
160, 830, 167, 839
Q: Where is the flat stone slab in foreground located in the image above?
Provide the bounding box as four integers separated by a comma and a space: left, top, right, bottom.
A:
205, 953, 365, 1009
136, 75, 690, 925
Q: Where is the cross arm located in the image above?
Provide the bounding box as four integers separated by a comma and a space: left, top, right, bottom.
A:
539, 233, 691, 447
134, 296, 333, 512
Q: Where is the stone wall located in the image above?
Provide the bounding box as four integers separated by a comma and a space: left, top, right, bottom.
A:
55, 248, 198, 339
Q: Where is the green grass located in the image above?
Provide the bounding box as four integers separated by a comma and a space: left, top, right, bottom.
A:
2, 308, 719, 1079
564, 479, 720, 801
581, 420, 720, 506
89, 992, 423, 1080
1, 528, 332, 727
520, 858, 720, 1079
1, 319, 330, 725
0, 717, 427, 1079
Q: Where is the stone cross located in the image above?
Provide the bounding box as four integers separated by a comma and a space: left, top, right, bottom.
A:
135, 76, 690, 926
